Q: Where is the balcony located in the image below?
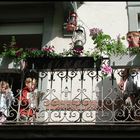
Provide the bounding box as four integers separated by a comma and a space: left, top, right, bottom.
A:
0, 56, 140, 138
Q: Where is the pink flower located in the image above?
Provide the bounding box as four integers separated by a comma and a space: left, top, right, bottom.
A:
42, 46, 55, 53
89, 28, 103, 39
101, 64, 112, 76
15, 50, 22, 57
28, 48, 38, 51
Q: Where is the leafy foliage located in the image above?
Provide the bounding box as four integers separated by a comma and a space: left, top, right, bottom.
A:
89, 28, 127, 60
0, 31, 139, 64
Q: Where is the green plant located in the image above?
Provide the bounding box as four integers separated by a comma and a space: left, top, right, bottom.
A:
0, 31, 140, 66
0, 36, 25, 62
127, 47, 140, 54
0, 36, 59, 63
25, 46, 59, 58
89, 28, 127, 60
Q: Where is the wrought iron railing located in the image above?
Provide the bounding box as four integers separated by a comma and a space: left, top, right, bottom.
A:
0, 56, 140, 125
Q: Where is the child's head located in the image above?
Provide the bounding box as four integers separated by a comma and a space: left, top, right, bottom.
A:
25, 77, 37, 92
0, 81, 10, 94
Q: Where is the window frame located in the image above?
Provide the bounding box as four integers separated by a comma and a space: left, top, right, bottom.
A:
127, 2, 140, 31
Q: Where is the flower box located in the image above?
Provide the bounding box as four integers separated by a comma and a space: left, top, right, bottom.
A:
110, 54, 140, 68
25, 57, 102, 70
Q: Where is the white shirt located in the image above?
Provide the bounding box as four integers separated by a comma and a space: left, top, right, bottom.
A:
0, 91, 14, 116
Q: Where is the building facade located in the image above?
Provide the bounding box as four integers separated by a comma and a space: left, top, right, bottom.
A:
0, 1, 140, 125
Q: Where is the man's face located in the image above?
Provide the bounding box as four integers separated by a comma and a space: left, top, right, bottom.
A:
127, 32, 140, 47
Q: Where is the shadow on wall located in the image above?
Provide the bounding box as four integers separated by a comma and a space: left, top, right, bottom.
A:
95, 76, 123, 123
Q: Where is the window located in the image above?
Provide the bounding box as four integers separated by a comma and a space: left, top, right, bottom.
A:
0, 21, 43, 49
0, 2, 55, 48
138, 14, 140, 31
127, 2, 140, 31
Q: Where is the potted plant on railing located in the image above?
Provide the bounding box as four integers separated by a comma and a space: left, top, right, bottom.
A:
25, 45, 96, 70
0, 36, 59, 70
82, 27, 127, 74
1, 29, 138, 73
0, 36, 26, 70
88, 28, 127, 60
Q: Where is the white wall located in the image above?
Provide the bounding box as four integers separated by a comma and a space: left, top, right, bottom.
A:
40, 2, 129, 122
51, 2, 128, 53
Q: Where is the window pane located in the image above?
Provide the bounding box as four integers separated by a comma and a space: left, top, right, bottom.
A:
0, 34, 42, 50
0, 22, 43, 35
0, 22, 43, 49
138, 13, 140, 31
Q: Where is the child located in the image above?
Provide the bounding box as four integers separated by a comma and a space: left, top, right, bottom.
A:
0, 81, 14, 123
19, 77, 38, 122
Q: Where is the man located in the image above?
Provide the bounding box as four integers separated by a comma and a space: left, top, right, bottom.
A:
118, 31, 140, 120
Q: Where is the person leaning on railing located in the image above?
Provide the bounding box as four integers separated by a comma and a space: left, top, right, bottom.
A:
0, 81, 14, 124
118, 31, 140, 107
19, 77, 38, 122
118, 68, 140, 107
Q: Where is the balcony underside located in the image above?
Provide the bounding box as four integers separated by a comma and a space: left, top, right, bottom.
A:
1, 124, 140, 138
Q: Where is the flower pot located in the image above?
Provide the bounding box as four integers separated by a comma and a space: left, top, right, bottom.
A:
26, 57, 97, 70
0, 57, 21, 70
110, 53, 140, 68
